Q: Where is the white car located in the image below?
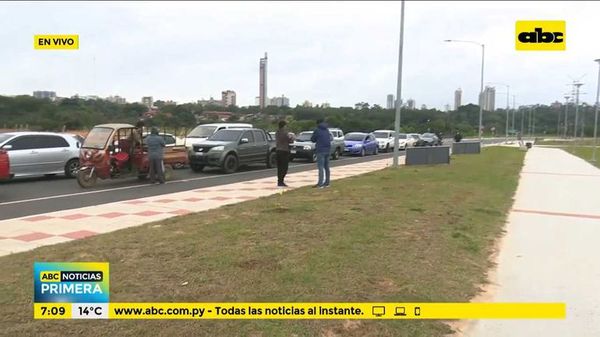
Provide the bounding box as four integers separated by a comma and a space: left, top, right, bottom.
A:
185, 123, 253, 149
373, 130, 410, 151
407, 133, 420, 147
0, 132, 81, 178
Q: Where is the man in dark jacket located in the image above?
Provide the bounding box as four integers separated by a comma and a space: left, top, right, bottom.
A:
146, 127, 166, 184
275, 120, 293, 187
310, 119, 333, 188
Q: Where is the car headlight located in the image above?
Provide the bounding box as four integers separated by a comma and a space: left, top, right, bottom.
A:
354, 144, 362, 147
303, 145, 312, 150
211, 146, 225, 151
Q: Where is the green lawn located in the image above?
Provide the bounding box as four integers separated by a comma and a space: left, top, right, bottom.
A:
1, 147, 525, 337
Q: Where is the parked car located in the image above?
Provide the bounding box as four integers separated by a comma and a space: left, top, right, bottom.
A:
343, 132, 378, 156
373, 130, 410, 152
416, 133, 442, 146
0, 132, 81, 178
142, 132, 187, 168
406, 133, 418, 147
407, 133, 421, 147
328, 128, 346, 158
185, 123, 253, 149
289, 130, 343, 162
188, 128, 276, 173
0, 148, 9, 180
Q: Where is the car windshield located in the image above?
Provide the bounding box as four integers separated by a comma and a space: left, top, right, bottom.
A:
188, 125, 218, 138
0, 134, 13, 144
345, 133, 365, 141
296, 132, 313, 142
398, 134, 407, 139
82, 127, 113, 149
422, 133, 435, 138
373, 132, 390, 139
208, 129, 243, 142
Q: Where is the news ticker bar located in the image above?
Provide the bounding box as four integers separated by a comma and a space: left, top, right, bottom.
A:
34, 303, 566, 320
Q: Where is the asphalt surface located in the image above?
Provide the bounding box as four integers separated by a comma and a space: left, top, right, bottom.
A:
0, 138, 506, 220
0, 152, 400, 220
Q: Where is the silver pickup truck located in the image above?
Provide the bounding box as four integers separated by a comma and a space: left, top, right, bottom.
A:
289, 128, 345, 162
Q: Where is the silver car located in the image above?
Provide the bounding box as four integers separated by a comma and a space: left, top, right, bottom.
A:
0, 132, 81, 178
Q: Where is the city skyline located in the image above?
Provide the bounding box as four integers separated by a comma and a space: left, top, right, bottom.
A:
0, 2, 599, 109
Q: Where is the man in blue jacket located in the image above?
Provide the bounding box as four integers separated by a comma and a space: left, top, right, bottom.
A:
310, 119, 333, 188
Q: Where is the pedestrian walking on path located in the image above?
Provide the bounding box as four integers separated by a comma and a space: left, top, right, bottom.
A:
146, 127, 166, 184
310, 119, 332, 188
275, 120, 293, 187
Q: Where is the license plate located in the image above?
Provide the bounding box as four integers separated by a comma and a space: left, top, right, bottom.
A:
290, 150, 296, 154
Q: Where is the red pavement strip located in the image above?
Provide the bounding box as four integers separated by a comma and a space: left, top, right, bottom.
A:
513, 209, 600, 220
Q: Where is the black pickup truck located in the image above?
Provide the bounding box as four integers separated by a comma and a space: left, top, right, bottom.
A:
188, 128, 277, 173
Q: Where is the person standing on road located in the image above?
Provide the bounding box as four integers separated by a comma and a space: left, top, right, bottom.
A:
275, 120, 293, 187
146, 127, 166, 184
310, 119, 333, 188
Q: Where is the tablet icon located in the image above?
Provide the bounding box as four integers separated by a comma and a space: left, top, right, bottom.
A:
394, 307, 406, 316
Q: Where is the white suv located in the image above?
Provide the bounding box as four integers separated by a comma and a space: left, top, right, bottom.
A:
185, 123, 252, 149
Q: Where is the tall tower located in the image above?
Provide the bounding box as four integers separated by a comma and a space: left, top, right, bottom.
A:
454, 88, 462, 111
259, 52, 268, 110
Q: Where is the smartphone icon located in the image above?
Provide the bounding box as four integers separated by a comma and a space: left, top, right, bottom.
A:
414, 307, 421, 316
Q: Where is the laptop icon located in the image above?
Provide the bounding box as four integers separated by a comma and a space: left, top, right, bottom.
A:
394, 307, 406, 316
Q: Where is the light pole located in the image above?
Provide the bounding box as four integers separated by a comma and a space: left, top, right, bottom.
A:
563, 95, 570, 138
487, 82, 509, 140
392, 0, 405, 168
592, 59, 600, 162
445, 39, 485, 140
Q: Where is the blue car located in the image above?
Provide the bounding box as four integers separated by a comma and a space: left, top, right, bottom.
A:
343, 132, 378, 156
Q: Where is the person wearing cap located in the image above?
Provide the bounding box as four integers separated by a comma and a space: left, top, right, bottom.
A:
146, 127, 166, 184
275, 120, 294, 187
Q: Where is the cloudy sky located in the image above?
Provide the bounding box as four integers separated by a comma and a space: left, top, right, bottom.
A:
1, 1, 599, 109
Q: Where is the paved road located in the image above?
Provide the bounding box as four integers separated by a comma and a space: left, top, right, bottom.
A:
0, 152, 401, 220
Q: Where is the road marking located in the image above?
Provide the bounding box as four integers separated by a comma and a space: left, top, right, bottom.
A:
513, 209, 600, 220
0, 155, 376, 206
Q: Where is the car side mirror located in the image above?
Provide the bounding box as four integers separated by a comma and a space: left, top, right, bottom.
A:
2, 144, 13, 150
240, 138, 249, 144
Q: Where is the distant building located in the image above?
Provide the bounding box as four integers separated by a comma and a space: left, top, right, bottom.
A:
444, 104, 451, 112
321, 102, 331, 108
33, 91, 57, 101
407, 99, 416, 110
107, 95, 127, 104
142, 96, 153, 108
454, 88, 462, 110
420, 104, 427, 110
302, 100, 313, 108
259, 52, 268, 110
551, 101, 562, 110
386, 94, 395, 109
197, 97, 224, 107
221, 90, 236, 107
270, 95, 289, 107
480, 86, 495, 112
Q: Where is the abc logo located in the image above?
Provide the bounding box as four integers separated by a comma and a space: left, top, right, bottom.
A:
515, 21, 566, 51
518, 28, 563, 43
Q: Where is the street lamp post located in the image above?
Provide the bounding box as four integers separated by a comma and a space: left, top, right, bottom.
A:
445, 39, 485, 140
564, 95, 570, 138
392, 0, 405, 168
592, 58, 600, 162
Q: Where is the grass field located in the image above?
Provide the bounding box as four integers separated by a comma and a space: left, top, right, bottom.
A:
1, 147, 525, 337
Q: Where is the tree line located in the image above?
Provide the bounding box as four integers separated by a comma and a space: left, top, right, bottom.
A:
0, 95, 595, 137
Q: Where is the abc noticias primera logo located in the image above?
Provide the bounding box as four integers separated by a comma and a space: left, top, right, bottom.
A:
34, 262, 109, 303
515, 21, 566, 51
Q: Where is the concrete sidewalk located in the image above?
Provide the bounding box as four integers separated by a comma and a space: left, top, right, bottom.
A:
0, 157, 398, 257
464, 147, 600, 336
